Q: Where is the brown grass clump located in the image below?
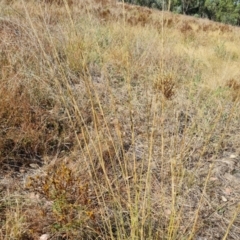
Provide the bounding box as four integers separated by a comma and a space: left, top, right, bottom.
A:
180, 22, 193, 33
43, 0, 73, 5
163, 18, 174, 28
94, 0, 114, 5
25, 162, 97, 239
0, 83, 74, 172
226, 78, 240, 101
154, 74, 176, 100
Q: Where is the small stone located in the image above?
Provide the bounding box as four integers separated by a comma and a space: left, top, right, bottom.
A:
230, 154, 237, 159
165, 209, 171, 215
29, 163, 39, 169
39, 234, 50, 240
221, 196, 227, 202
111, 118, 119, 125
28, 192, 40, 200
19, 168, 26, 173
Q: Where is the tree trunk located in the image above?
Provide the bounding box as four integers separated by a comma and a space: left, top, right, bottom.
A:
168, 0, 171, 11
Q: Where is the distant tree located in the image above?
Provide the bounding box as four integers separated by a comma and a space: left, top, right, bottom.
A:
204, 0, 240, 25
123, 0, 175, 10
121, 0, 240, 25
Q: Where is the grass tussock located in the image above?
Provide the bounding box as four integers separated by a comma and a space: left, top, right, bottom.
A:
0, 0, 240, 239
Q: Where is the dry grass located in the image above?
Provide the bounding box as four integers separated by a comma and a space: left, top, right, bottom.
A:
0, 0, 240, 239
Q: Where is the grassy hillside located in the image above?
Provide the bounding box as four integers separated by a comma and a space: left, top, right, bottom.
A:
0, 0, 240, 239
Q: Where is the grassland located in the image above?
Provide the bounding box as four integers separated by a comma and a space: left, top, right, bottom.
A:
0, 0, 240, 239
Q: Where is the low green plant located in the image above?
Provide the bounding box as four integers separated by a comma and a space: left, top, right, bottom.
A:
26, 163, 96, 238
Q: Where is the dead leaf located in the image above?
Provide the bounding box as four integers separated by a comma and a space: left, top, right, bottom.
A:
224, 188, 232, 195
210, 177, 218, 181
165, 209, 171, 215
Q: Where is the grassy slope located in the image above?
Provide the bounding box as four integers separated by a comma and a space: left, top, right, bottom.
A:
0, 0, 240, 239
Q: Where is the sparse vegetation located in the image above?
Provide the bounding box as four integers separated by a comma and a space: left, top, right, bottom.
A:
0, 0, 240, 239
